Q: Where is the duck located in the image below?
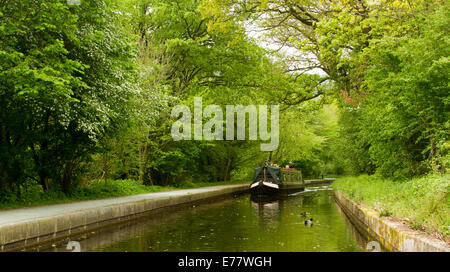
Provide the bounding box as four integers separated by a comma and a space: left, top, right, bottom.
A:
304, 218, 313, 226
300, 212, 307, 217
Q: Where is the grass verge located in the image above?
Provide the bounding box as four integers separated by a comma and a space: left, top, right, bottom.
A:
333, 174, 450, 241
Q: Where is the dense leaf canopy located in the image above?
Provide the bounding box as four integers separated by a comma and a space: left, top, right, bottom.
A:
0, 0, 448, 197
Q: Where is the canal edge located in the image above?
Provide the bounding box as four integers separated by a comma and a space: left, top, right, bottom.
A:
0, 184, 249, 252
334, 190, 450, 252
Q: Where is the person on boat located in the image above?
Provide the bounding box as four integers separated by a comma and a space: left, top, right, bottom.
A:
288, 161, 295, 169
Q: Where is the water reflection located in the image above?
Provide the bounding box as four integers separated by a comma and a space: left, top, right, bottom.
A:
37, 185, 376, 252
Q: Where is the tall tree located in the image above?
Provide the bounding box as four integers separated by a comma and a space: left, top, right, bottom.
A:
0, 0, 138, 191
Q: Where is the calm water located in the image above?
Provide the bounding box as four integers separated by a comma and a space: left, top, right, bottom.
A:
42, 185, 371, 252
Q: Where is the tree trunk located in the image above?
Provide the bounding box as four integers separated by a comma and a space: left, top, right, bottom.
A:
223, 157, 232, 181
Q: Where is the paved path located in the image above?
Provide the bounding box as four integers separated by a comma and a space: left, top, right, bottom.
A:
0, 184, 247, 227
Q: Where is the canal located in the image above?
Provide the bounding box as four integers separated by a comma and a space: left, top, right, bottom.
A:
39, 185, 373, 252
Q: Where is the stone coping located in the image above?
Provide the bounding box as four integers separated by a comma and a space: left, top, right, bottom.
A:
0, 184, 249, 251
334, 190, 450, 252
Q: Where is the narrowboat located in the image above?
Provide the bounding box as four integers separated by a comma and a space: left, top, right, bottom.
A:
250, 165, 304, 196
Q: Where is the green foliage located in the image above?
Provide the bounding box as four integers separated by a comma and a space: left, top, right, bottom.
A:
218, 0, 448, 179
83, 0, 310, 187
0, 0, 138, 192
271, 103, 344, 178
334, 108, 377, 175
336, 3, 449, 178
379, 210, 393, 217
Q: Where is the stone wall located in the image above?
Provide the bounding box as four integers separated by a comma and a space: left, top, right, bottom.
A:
334, 190, 449, 252
0, 184, 248, 251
